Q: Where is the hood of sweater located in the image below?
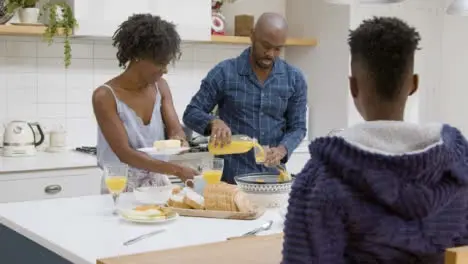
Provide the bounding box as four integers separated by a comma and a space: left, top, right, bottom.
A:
310, 121, 468, 220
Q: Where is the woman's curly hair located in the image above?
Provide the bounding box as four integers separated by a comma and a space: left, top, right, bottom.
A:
112, 14, 181, 68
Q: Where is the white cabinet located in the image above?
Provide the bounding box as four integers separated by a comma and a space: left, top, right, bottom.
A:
148, 0, 212, 41
0, 168, 101, 203
69, 0, 211, 41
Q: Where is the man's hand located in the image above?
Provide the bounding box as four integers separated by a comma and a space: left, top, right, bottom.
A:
210, 119, 231, 147
264, 146, 288, 167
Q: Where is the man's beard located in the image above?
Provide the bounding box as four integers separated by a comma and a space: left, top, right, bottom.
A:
251, 46, 274, 70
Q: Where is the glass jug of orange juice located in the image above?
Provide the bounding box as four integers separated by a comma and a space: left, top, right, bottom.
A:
208, 135, 265, 157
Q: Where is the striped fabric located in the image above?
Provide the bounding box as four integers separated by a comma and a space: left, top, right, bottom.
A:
183, 48, 307, 183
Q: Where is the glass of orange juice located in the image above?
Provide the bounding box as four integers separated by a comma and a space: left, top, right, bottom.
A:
201, 158, 224, 184
254, 145, 269, 164
104, 164, 128, 214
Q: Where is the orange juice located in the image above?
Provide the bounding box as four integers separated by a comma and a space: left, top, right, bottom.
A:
105, 176, 127, 193
278, 168, 292, 182
202, 170, 223, 184
208, 140, 254, 155
208, 135, 265, 159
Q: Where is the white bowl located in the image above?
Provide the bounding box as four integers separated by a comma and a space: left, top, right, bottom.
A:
133, 185, 174, 204
245, 192, 290, 209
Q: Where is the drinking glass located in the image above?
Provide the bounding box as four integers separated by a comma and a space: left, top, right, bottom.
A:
103, 164, 128, 215
254, 145, 269, 164
201, 158, 224, 184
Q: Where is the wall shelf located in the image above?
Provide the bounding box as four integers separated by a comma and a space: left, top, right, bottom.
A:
206, 35, 317, 46
0, 25, 65, 36
0, 25, 317, 47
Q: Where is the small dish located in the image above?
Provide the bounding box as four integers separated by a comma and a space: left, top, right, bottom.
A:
118, 204, 179, 224
134, 185, 175, 204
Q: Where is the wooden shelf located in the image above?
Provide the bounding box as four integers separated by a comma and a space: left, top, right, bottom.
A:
0, 25, 65, 36
0, 25, 317, 47
208, 35, 317, 46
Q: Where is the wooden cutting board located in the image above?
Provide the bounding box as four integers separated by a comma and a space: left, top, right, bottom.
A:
170, 207, 265, 220
97, 233, 283, 264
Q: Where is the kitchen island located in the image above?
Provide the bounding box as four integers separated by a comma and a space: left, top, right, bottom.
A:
0, 193, 283, 264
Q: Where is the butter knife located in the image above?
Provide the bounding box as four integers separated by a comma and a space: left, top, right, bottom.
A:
123, 229, 166, 246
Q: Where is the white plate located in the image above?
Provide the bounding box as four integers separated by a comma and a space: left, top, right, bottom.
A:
118, 210, 179, 224
137, 147, 190, 156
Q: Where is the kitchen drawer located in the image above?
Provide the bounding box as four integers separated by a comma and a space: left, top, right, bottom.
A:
0, 168, 101, 203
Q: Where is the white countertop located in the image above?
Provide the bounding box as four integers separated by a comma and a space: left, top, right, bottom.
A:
0, 150, 98, 173
0, 149, 213, 174
0, 193, 283, 264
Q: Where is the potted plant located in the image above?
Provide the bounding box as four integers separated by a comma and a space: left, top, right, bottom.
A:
41, 1, 77, 68
6, 0, 40, 24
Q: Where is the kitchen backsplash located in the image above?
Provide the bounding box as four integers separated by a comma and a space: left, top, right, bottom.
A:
0, 37, 248, 147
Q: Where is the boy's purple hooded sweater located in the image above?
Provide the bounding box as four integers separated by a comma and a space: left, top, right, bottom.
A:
282, 121, 468, 264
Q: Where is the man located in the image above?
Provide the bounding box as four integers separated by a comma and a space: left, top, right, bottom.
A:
282, 17, 468, 264
183, 13, 307, 183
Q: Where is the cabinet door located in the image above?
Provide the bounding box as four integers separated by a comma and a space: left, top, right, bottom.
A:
149, 0, 211, 41
73, 0, 150, 37
0, 168, 101, 203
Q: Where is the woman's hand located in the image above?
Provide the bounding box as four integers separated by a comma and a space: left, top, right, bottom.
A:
170, 135, 189, 147
174, 165, 199, 185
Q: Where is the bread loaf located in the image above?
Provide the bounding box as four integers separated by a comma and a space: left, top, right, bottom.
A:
203, 183, 239, 211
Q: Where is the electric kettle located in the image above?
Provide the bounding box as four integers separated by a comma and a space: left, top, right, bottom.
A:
3, 121, 44, 157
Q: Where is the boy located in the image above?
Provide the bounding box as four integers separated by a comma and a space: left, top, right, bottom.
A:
282, 17, 468, 264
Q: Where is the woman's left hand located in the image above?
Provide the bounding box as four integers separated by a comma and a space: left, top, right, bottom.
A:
170, 135, 189, 147
180, 139, 189, 147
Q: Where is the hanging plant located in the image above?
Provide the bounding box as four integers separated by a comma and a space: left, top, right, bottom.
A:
40, 1, 78, 68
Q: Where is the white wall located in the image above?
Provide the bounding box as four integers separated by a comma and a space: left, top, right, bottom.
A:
348, 0, 444, 126
0, 37, 250, 147
439, 0, 468, 132
286, 0, 351, 138
3, 0, 468, 147
0, 0, 286, 148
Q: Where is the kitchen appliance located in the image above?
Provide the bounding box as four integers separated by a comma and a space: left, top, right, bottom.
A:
75, 146, 97, 155
3, 121, 44, 157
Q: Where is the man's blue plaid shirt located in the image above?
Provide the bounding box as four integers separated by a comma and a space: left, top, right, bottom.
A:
183, 48, 307, 183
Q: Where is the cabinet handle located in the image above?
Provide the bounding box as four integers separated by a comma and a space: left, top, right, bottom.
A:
44, 185, 62, 195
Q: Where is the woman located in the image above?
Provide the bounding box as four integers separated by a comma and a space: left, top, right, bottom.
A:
92, 14, 198, 192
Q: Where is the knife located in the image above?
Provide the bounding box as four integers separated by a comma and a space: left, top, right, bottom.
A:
123, 229, 166, 246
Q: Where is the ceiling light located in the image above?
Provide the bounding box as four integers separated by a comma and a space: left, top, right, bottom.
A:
447, 0, 468, 15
